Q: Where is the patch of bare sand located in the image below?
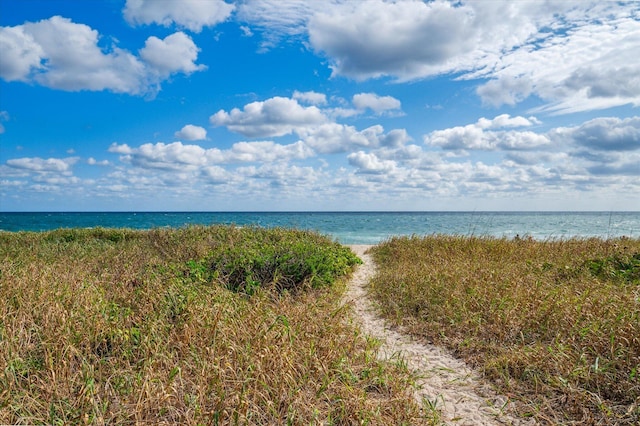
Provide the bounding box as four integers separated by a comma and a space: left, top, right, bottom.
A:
345, 245, 534, 426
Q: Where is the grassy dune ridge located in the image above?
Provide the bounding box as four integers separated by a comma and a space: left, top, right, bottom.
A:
0, 226, 423, 425
369, 235, 640, 425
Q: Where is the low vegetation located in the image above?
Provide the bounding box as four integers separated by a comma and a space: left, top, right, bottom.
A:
369, 235, 640, 425
0, 226, 424, 425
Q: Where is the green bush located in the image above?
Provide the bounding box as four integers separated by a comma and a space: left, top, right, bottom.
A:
188, 226, 362, 294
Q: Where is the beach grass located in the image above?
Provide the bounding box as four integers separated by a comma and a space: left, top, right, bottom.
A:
368, 235, 640, 425
0, 226, 424, 425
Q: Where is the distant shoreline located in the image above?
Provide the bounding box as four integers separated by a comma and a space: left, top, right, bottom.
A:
2, 211, 639, 244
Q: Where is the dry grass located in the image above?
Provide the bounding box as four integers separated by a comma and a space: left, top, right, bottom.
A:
0, 226, 426, 425
368, 235, 640, 425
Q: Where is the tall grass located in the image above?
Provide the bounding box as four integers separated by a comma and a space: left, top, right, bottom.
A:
368, 235, 640, 425
0, 226, 424, 425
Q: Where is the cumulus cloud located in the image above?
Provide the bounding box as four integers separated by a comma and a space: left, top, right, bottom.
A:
139, 32, 206, 76
352, 93, 401, 114
87, 158, 111, 166
8, 113, 638, 209
298, 123, 376, 154
109, 142, 216, 170
381, 129, 412, 148
201, 165, 231, 184
240, 163, 322, 188
109, 139, 313, 170
348, 151, 397, 174
0, 25, 44, 81
586, 152, 640, 176
476, 114, 539, 129
552, 117, 640, 151
425, 115, 549, 151
175, 124, 207, 141
0, 16, 204, 95
308, 0, 477, 81
476, 76, 534, 107
6, 156, 79, 173
298, 123, 410, 154
224, 141, 313, 163
123, 0, 234, 32
293, 90, 327, 105
209, 96, 327, 137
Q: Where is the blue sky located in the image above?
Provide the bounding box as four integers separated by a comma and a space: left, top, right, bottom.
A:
1, 0, 639, 211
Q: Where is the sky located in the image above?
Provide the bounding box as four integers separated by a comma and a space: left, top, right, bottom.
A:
1, 0, 639, 212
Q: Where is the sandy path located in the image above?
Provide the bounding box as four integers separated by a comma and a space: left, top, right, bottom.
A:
345, 245, 533, 426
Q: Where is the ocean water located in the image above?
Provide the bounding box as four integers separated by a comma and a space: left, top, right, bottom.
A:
0, 211, 639, 244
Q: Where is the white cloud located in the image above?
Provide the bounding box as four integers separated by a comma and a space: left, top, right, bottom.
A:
299, 0, 640, 113
87, 158, 111, 166
476, 76, 534, 107
0, 16, 204, 95
0, 25, 44, 81
209, 96, 327, 137
201, 165, 231, 184
241, 162, 323, 187
239, 26, 253, 37
109, 139, 314, 170
109, 142, 215, 170
139, 32, 206, 76
476, 114, 538, 130
425, 115, 548, 151
308, 0, 477, 81
175, 124, 207, 141
235, 0, 326, 49
123, 0, 234, 32
586, 152, 640, 176
6, 156, 79, 173
551, 117, 640, 151
380, 129, 412, 148
293, 90, 327, 105
10, 16, 146, 92
32, 175, 80, 185
298, 123, 372, 154
8, 115, 639, 209
348, 151, 397, 174
472, 3, 640, 113
352, 93, 401, 114
225, 141, 313, 163
298, 123, 409, 154
108, 143, 133, 155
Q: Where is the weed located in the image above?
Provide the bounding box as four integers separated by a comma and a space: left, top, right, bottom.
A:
369, 235, 640, 425
0, 225, 421, 424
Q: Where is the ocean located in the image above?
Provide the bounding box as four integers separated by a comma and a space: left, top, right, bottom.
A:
1, 211, 639, 244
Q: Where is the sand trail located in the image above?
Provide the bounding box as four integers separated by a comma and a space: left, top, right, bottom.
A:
345, 245, 533, 426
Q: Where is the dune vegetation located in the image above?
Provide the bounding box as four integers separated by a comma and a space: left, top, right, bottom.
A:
368, 235, 640, 425
0, 226, 424, 425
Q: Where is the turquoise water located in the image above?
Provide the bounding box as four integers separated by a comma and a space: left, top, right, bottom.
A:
1, 212, 639, 244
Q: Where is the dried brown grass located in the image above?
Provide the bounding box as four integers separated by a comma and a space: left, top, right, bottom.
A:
369, 235, 640, 425
1, 226, 425, 425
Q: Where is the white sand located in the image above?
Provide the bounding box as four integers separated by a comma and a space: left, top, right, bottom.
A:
345, 245, 534, 426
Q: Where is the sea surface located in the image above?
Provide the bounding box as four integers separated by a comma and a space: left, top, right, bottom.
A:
1, 211, 639, 245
